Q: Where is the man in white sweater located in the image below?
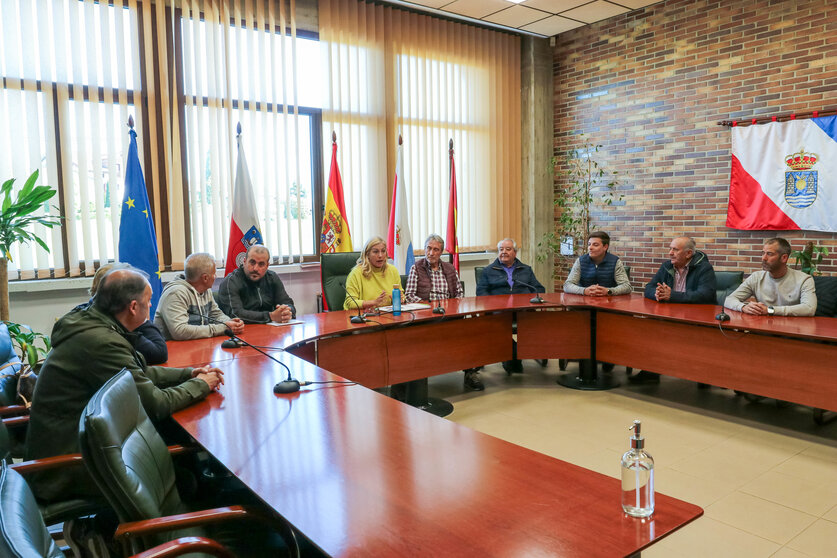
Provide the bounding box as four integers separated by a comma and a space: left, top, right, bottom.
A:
724, 237, 817, 317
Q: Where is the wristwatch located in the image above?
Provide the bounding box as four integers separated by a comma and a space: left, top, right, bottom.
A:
767, 306, 775, 316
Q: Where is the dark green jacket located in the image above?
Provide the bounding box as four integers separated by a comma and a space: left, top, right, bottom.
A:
24, 306, 209, 502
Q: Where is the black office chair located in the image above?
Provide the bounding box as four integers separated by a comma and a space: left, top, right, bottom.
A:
320, 251, 361, 311
79, 369, 291, 556
0, 463, 236, 558
715, 270, 744, 305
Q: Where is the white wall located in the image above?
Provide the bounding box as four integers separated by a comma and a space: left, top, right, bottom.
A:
8, 254, 495, 335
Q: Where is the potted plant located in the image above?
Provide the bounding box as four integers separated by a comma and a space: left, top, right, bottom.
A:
538, 135, 622, 265
2, 321, 51, 407
1, 169, 61, 321
791, 241, 828, 276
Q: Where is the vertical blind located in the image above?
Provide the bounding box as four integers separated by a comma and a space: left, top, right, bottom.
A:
0, 0, 312, 279
320, 0, 522, 252
2, 0, 522, 281
0, 0, 142, 279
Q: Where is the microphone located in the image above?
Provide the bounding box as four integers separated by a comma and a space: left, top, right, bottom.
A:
429, 290, 447, 314
342, 283, 367, 324
514, 280, 545, 304
188, 312, 299, 394
715, 305, 730, 322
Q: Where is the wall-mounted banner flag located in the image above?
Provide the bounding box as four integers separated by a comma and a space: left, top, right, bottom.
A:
727, 115, 837, 231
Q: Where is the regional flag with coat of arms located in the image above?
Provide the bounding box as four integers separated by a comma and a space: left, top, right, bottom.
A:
320, 133, 352, 254
386, 135, 415, 274
727, 115, 837, 232
224, 126, 264, 276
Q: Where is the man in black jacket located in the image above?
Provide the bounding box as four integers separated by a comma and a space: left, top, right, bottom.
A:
218, 245, 297, 323
643, 236, 716, 304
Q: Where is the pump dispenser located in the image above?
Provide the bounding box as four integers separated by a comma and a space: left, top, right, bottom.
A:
621, 420, 655, 517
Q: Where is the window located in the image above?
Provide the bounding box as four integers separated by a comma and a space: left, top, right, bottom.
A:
178, 7, 323, 263
0, 0, 141, 278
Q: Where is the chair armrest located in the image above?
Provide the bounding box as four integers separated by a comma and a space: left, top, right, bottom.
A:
114, 505, 258, 541
11, 453, 84, 474
130, 536, 235, 558
0, 404, 29, 417
10, 445, 193, 475
2, 414, 29, 428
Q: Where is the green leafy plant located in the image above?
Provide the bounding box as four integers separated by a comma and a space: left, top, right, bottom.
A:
791, 241, 829, 276
1, 169, 62, 321
538, 135, 622, 263
3, 321, 51, 371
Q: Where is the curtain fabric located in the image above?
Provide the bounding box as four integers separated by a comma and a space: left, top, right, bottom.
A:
320, 0, 522, 253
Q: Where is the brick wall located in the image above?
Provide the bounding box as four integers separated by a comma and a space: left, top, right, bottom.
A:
551, 0, 837, 292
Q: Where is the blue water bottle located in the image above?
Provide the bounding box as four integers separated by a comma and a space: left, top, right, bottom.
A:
392, 285, 401, 316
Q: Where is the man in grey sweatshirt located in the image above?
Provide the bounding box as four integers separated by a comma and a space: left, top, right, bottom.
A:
724, 237, 817, 317
155, 252, 245, 340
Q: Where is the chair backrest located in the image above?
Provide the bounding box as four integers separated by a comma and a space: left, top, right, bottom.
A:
715, 271, 744, 306
79, 369, 183, 526
0, 464, 64, 558
320, 252, 361, 311
0, 323, 22, 407
813, 275, 837, 317
474, 266, 485, 286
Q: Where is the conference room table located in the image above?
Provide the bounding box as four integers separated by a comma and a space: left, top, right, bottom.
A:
167, 294, 712, 557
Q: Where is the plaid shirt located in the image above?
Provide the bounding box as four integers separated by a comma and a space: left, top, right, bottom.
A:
404, 263, 463, 303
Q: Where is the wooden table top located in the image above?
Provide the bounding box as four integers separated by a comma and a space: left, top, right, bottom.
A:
168, 294, 716, 557
173, 353, 702, 557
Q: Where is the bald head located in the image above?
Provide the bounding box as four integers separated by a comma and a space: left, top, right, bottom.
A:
669, 236, 696, 269
94, 268, 150, 316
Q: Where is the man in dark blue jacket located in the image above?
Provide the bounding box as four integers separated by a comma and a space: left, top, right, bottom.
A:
633, 236, 716, 384
476, 238, 545, 374
476, 238, 545, 296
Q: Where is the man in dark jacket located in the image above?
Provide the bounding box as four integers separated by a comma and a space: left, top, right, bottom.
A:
218, 245, 296, 323
476, 238, 545, 374
633, 236, 716, 384
643, 236, 716, 304
25, 268, 224, 503
476, 238, 545, 296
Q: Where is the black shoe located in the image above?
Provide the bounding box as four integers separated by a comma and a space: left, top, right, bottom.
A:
64, 518, 112, 558
697, 382, 711, 389
502, 359, 523, 375
627, 370, 660, 385
464, 370, 485, 391
601, 362, 615, 373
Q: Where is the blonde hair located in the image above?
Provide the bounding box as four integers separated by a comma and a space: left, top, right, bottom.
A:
90, 262, 130, 296
357, 236, 388, 278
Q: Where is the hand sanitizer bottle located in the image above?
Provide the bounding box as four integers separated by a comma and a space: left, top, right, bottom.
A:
621, 419, 655, 518
392, 285, 401, 316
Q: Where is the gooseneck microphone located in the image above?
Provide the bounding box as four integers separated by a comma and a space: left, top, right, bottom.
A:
342, 284, 368, 324
188, 312, 299, 393
514, 280, 545, 304
429, 290, 447, 314
715, 305, 730, 322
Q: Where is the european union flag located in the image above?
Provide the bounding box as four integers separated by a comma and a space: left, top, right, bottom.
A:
118, 127, 162, 315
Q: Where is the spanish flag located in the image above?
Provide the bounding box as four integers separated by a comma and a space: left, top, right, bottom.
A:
320, 132, 352, 253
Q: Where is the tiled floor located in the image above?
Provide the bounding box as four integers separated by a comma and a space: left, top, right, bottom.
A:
427, 361, 837, 558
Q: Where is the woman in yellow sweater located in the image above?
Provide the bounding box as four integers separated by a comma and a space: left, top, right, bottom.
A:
344, 236, 402, 310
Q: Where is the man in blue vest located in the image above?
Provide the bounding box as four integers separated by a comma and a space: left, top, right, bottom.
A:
563, 231, 632, 296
